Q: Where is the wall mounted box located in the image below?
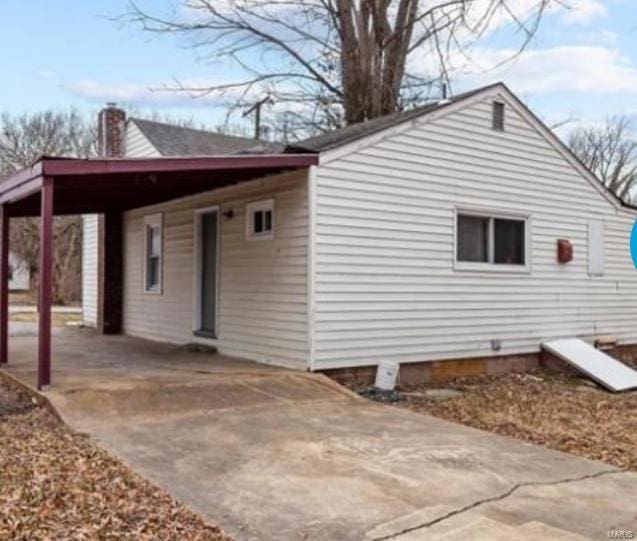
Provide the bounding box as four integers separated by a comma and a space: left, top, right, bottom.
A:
557, 239, 573, 263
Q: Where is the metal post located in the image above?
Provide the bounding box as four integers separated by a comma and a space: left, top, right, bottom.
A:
0, 205, 9, 364
38, 177, 54, 390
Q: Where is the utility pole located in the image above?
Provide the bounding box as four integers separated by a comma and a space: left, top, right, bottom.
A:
243, 96, 273, 139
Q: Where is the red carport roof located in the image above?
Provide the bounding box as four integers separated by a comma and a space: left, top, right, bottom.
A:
0, 154, 319, 216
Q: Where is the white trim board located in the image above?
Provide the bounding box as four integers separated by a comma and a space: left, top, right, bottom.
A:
306, 165, 318, 371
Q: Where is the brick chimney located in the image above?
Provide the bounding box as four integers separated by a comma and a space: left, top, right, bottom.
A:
97, 103, 126, 158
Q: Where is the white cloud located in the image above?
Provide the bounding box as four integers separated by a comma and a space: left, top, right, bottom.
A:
561, 0, 607, 24
66, 81, 157, 104
65, 79, 250, 108
458, 45, 637, 94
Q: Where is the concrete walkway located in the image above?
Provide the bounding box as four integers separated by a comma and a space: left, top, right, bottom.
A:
3, 327, 636, 540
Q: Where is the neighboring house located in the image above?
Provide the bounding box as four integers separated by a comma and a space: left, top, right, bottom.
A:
8, 253, 30, 292
0, 176, 31, 293
76, 82, 637, 379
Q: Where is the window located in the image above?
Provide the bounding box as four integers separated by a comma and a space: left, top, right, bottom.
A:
457, 215, 489, 262
456, 211, 527, 269
492, 101, 505, 131
246, 199, 274, 240
144, 213, 163, 292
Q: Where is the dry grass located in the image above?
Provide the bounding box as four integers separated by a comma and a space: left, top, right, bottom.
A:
0, 377, 231, 540
392, 371, 637, 470
9, 311, 82, 326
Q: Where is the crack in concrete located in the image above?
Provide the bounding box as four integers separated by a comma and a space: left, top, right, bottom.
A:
373, 468, 626, 541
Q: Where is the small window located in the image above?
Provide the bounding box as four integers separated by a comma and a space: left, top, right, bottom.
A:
493, 101, 505, 131
246, 199, 274, 240
456, 211, 527, 269
144, 213, 163, 293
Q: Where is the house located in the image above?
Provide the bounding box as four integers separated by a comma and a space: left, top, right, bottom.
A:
81, 116, 277, 327
8, 253, 30, 292
4, 82, 637, 390
0, 176, 32, 293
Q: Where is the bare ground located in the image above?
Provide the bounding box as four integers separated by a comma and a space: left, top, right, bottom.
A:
9, 311, 82, 326
0, 376, 231, 540
355, 370, 637, 471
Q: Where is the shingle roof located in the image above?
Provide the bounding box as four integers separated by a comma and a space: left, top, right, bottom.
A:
286, 83, 501, 152
130, 118, 283, 156
131, 83, 500, 157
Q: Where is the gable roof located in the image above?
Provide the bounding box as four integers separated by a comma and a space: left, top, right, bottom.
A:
286, 84, 500, 153
129, 118, 283, 156
127, 85, 635, 214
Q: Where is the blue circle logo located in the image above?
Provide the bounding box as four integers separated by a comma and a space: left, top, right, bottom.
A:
632, 221, 637, 269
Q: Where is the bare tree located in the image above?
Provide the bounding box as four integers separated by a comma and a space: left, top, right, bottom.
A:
0, 110, 96, 174
125, 0, 553, 134
0, 110, 96, 304
0, 109, 216, 304
569, 116, 637, 203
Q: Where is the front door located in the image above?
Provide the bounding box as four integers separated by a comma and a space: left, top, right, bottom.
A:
196, 210, 218, 337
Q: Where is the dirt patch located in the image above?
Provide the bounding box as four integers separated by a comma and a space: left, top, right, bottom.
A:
0, 376, 231, 540
351, 371, 637, 471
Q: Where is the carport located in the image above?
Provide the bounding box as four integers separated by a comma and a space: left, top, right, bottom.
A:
0, 154, 318, 389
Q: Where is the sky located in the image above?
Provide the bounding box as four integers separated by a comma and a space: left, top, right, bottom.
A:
0, 0, 636, 136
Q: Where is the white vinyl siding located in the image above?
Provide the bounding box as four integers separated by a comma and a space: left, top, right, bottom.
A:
122, 170, 309, 368
81, 214, 99, 327
310, 91, 637, 370
125, 121, 161, 157
588, 220, 605, 276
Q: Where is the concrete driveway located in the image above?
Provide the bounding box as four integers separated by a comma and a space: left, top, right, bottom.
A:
4, 327, 637, 540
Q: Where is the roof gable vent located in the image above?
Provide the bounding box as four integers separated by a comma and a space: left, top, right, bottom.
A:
492, 101, 505, 131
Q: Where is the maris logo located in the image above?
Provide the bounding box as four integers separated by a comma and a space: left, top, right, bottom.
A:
632, 222, 637, 269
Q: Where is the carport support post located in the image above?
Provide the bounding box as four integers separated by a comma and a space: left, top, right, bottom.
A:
97, 212, 123, 334
0, 205, 9, 364
38, 177, 54, 390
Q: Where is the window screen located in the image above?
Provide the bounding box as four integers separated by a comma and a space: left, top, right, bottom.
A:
494, 218, 525, 264
457, 215, 489, 262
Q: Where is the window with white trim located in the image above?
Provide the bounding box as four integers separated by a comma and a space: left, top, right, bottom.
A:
246, 199, 274, 240
144, 213, 163, 293
456, 211, 527, 268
